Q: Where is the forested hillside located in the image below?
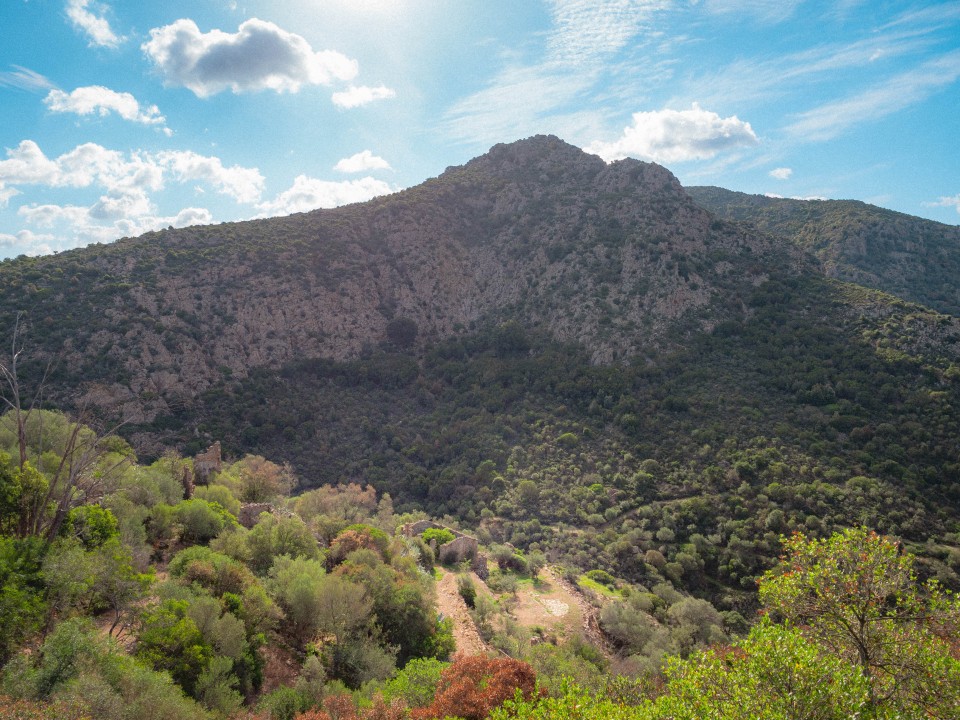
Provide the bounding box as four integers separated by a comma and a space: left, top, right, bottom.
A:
688, 185, 960, 315
2, 136, 960, 718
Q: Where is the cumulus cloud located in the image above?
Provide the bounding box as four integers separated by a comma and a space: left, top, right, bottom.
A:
44, 86, 167, 129
334, 151, 391, 173
587, 104, 759, 163
66, 0, 122, 48
14, 198, 214, 254
0, 186, 21, 207
331, 84, 396, 108
142, 18, 358, 97
0, 140, 264, 218
157, 150, 265, 203
769, 167, 793, 179
0, 229, 59, 256
258, 175, 394, 216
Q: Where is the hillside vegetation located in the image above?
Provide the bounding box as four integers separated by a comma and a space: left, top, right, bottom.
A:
2, 136, 960, 717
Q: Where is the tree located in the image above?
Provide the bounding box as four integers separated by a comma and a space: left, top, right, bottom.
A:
654, 620, 870, 720
410, 655, 542, 720
1, 316, 132, 540
759, 527, 960, 716
233, 455, 295, 504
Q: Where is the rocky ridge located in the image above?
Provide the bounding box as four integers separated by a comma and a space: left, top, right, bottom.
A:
0, 136, 807, 425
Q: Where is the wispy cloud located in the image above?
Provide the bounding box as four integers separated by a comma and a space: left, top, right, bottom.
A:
784, 50, 960, 141
0, 66, 55, 92
924, 194, 960, 215
66, 0, 123, 48
442, 0, 670, 146
699, 0, 803, 24
547, 0, 669, 66
769, 167, 792, 179
142, 18, 357, 97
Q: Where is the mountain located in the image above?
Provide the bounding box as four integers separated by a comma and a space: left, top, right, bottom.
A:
1, 136, 803, 427
3, 136, 960, 602
687, 186, 960, 316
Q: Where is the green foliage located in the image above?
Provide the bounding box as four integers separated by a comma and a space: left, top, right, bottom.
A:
759, 528, 960, 715
64, 505, 119, 549
457, 573, 477, 608
169, 545, 253, 597
136, 600, 213, 697
173, 499, 237, 544
247, 513, 319, 575
258, 686, 310, 720
420, 528, 455, 546
0, 535, 48, 662
654, 619, 871, 720
379, 657, 447, 709
385, 317, 418, 349
1, 617, 210, 720
585, 569, 617, 588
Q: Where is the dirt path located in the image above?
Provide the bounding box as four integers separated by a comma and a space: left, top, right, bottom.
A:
539, 567, 616, 661
435, 569, 491, 656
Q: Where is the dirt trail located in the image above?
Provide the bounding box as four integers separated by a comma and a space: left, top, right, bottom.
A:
539, 567, 616, 661
435, 569, 491, 656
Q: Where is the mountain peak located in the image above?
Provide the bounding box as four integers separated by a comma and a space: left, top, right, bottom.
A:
449, 135, 683, 199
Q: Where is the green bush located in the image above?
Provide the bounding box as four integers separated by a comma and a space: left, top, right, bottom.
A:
421, 528, 455, 546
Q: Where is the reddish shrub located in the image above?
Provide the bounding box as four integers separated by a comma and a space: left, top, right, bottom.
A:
411, 655, 542, 720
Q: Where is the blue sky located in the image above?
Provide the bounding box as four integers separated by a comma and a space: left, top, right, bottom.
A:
0, 0, 958, 258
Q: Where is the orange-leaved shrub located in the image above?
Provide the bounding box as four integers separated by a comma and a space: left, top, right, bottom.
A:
410, 655, 542, 720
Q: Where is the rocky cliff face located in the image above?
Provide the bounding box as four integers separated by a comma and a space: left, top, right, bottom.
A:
0, 137, 807, 424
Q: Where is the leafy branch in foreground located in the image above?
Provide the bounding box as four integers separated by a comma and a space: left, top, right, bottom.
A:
759, 527, 960, 714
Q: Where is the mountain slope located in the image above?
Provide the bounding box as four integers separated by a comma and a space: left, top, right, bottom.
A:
3, 135, 960, 603
687, 186, 960, 316
2, 137, 802, 426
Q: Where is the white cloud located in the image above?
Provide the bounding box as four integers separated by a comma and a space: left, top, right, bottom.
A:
0, 140, 61, 186
14, 197, 215, 254
157, 150, 265, 203
334, 150, 391, 173
0, 140, 263, 218
784, 50, 960, 142
258, 175, 394, 215
66, 0, 122, 48
44, 86, 167, 128
0, 186, 21, 207
142, 18, 358, 97
587, 104, 759, 163
18, 203, 90, 229
88, 188, 154, 220
331, 84, 396, 108
0, 229, 58, 256
547, 0, 668, 66
925, 194, 960, 214
0, 66, 54, 92
769, 167, 793, 179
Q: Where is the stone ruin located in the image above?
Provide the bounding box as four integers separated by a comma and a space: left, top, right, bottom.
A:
193, 441, 222, 485
402, 520, 488, 579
